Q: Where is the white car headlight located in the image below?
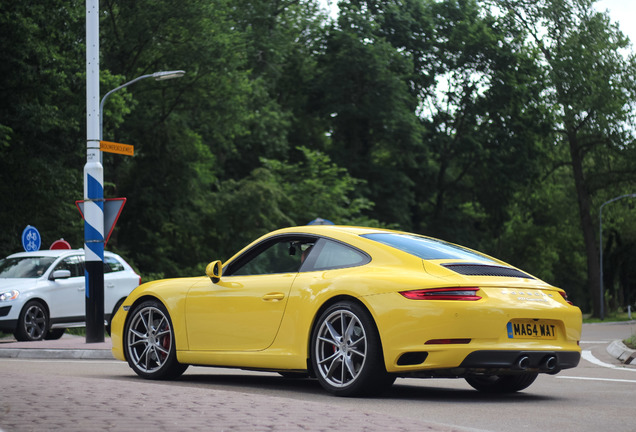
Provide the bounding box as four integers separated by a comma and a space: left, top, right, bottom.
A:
0, 290, 19, 302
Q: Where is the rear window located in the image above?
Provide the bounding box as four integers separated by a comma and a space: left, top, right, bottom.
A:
361, 233, 495, 263
104, 256, 125, 273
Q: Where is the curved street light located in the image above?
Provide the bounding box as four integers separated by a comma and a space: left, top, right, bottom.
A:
100, 70, 186, 141
599, 193, 636, 320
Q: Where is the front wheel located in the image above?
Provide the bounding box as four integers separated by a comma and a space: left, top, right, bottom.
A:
465, 373, 538, 393
311, 301, 394, 397
14, 300, 49, 341
124, 300, 188, 380
45, 328, 66, 340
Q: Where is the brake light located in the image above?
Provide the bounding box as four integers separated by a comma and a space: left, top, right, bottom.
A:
400, 287, 481, 301
559, 291, 573, 305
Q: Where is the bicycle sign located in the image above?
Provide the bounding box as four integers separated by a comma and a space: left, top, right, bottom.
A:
21, 225, 41, 252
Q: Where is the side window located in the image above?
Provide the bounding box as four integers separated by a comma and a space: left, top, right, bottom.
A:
104, 256, 124, 274
307, 239, 370, 271
54, 255, 84, 278
229, 237, 316, 276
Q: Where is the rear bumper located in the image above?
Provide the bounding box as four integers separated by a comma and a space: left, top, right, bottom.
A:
459, 349, 580, 371
396, 349, 581, 378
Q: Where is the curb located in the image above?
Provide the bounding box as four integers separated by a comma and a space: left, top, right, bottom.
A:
0, 348, 114, 360
607, 340, 636, 365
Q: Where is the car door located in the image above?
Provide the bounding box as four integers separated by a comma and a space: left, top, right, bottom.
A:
47, 254, 85, 321
185, 236, 316, 351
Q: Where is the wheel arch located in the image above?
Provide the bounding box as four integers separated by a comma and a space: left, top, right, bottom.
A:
306, 295, 385, 374
21, 297, 51, 317
119, 294, 169, 362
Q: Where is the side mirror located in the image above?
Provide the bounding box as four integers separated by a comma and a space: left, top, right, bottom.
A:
50, 269, 71, 280
206, 260, 222, 284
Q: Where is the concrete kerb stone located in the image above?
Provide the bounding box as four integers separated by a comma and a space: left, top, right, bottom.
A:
0, 348, 114, 360
0, 334, 114, 360
607, 339, 636, 365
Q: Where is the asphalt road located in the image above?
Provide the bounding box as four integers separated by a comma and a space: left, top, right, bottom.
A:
1, 322, 634, 432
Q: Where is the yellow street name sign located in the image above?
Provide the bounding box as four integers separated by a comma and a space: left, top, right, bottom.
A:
100, 140, 134, 156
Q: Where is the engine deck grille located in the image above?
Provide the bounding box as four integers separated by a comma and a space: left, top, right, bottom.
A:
442, 264, 534, 279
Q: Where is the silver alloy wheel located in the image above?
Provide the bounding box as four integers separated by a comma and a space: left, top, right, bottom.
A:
24, 303, 47, 340
126, 305, 173, 374
314, 309, 368, 388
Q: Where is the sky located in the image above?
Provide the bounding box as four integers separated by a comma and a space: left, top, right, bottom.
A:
595, 0, 636, 47
320, 0, 635, 47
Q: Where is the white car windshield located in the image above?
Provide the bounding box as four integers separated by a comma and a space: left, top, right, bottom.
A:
0, 257, 56, 278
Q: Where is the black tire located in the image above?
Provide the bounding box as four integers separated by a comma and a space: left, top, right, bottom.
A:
14, 300, 49, 341
310, 301, 395, 397
124, 299, 188, 380
45, 328, 66, 340
465, 372, 539, 393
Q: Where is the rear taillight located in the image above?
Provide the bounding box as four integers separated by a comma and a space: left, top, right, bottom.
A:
400, 287, 481, 301
559, 291, 573, 305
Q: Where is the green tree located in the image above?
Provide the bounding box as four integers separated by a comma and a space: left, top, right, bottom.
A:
99, 0, 252, 276
494, 0, 636, 316
209, 147, 377, 260
412, 0, 552, 250
0, 1, 86, 255
315, 0, 426, 228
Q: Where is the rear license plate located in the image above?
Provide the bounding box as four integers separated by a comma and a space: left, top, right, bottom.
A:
507, 320, 557, 340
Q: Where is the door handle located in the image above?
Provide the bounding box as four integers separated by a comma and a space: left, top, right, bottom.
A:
262, 292, 285, 301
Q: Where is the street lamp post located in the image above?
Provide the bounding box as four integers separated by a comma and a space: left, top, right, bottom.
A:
85, 0, 102, 343
84, 69, 185, 343
100, 70, 186, 141
599, 193, 636, 320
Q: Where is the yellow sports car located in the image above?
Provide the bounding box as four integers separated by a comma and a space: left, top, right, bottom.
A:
111, 225, 582, 396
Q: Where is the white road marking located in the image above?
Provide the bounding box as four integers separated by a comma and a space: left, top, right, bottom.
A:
580, 341, 613, 344
580, 349, 636, 372
557, 376, 636, 384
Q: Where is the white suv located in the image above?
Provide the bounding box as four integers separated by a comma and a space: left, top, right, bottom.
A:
0, 249, 140, 341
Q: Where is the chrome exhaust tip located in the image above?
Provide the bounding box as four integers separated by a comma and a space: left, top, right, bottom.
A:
541, 355, 558, 372
514, 356, 530, 370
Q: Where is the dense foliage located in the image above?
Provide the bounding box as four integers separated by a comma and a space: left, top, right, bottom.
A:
1, 0, 635, 316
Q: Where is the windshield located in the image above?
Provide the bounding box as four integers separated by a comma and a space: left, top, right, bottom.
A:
361, 233, 496, 263
0, 257, 57, 278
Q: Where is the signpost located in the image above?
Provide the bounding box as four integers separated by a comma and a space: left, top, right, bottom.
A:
21, 225, 41, 252
76, 198, 126, 246
100, 140, 134, 156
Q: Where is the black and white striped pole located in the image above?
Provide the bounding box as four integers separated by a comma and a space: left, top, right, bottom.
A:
85, 0, 104, 343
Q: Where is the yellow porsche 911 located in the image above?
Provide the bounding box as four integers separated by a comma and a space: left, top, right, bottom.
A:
111, 225, 582, 396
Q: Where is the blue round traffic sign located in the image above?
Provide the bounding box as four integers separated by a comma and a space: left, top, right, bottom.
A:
22, 225, 41, 252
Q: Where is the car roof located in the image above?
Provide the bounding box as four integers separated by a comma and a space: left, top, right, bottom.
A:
5, 249, 118, 259
271, 225, 391, 237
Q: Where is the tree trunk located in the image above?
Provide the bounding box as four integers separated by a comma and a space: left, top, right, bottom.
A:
568, 133, 601, 317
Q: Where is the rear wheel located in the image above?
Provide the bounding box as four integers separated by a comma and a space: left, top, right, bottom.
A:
124, 300, 188, 380
14, 300, 49, 341
311, 301, 394, 397
465, 373, 538, 393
